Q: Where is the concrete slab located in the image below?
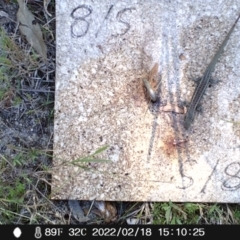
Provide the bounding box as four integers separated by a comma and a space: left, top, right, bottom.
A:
53, 0, 240, 202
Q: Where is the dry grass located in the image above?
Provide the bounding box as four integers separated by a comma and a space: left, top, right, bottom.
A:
0, 0, 240, 224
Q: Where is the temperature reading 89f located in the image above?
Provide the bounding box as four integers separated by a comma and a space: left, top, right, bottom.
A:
45, 228, 63, 237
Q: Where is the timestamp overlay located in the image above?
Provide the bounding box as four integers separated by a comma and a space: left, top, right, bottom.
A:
5, 225, 240, 239
53, 0, 240, 202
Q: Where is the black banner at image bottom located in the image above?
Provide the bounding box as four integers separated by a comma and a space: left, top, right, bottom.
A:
5, 225, 239, 239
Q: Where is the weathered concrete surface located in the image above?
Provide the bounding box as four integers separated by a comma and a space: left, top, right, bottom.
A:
53, 0, 240, 202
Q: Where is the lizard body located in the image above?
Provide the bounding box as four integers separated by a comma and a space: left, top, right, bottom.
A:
184, 14, 240, 129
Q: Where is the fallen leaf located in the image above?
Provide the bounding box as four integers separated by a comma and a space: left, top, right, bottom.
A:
68, 200, 90, 222
17, 0, 47, 60
94, 201, 117, 223
160, 103, 185, 114
3, 88, 14, 108
0, 10, 9, 18
126, 218, 140, 225
149, 63, 159, 83
44, 0, 52, 17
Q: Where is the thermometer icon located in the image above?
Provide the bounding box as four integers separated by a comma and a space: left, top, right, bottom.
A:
34, 227, 42, 239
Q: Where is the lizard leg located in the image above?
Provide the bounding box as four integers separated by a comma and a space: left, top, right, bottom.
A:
196, 104, 202, 112
208, 78, 221, 87
178, 100, 188, 108
191, 76, 201, 83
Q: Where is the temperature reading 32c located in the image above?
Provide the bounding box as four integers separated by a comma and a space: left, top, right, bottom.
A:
69, 228, 87, 236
